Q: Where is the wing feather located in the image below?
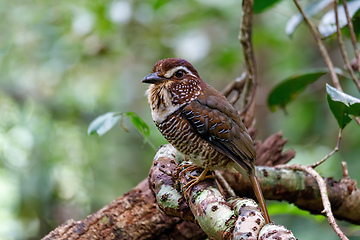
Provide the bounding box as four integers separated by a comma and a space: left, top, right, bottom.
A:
181, 86, 256, 175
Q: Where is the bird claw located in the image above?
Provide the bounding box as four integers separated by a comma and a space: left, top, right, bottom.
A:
178, 165, 212, 196
178, 164, 198, 177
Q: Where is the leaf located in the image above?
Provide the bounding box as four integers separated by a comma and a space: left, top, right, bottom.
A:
327, 95, 352, 129
125, 112, 150, 139
319, 0, 360, 37
253, 0, 283, 13
286, 0, 333, 36
326, 84, 360, 129
268, 68, 332, 112
88, 111, 153, 148
87, 112, 122, 136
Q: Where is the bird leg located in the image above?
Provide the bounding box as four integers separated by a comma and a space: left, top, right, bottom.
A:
179, 165, 212, 195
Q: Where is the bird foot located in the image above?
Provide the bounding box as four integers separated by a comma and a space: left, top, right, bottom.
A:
179, 165, 212, 195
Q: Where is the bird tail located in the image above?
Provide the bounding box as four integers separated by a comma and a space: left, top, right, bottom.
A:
231, 162, 271, 224
249, 173, 271, 224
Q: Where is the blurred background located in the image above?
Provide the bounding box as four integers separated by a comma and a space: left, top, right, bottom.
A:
1, 0, 360, 239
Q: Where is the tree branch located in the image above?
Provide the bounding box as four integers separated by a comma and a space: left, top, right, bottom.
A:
41, 131, 295, 239
42, 131, 359, 239
276, 164, 348, 240
225, 166, 360, 225
238, 0, 257, 120
42, 178, 205, 240
149, 147, 296, 240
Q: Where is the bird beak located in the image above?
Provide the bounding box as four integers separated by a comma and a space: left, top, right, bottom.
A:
141, 72, 166, 84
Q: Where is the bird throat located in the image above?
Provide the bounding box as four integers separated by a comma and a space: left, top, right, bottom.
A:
146, 80, 202, 123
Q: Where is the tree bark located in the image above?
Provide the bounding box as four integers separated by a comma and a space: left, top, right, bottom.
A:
42, 178, 206, 240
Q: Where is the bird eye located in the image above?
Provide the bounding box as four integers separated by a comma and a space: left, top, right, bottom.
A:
174, 70, 185, 79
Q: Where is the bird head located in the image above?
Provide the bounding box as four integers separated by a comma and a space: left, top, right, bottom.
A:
142, 58, 200, 84
142, 58, 206, 121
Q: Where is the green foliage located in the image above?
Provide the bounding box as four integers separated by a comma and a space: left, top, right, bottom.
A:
253, 0, 283, 13
326, 84, 360, 129
267, 68, 332, 112
125, 112, 151, 140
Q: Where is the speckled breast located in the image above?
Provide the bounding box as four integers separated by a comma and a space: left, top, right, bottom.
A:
156, 108, 231, 170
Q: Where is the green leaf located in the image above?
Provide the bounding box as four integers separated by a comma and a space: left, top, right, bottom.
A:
87, 112, 122, 136
254, 0, 283, 13
286, 0, 333, 36
125, 112, 150, 139
268, 68, 332, 112
326, 84, 360, 129
319, 0, 360, 37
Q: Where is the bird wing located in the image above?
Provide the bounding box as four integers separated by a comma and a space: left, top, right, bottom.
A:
181, 85, 256, 175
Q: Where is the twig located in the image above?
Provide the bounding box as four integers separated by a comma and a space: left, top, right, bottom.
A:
334, 0, 360, 92
214, 170, 236, 197
309, 129, 342, 168
341, 161, 349, 179
221, 73, 247, 105
239, 0, 257, 117
354, 116, 360, 127
292, 0, 342, 91
342, 0, 360, 75
276, 163, 349, 240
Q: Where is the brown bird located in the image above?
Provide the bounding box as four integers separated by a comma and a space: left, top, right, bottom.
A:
142, 58, 271, 224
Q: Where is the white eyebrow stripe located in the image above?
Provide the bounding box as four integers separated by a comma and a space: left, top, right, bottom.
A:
164, 66, 196, 78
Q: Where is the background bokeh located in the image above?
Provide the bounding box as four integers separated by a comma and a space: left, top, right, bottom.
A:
1, 0, 359, 239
